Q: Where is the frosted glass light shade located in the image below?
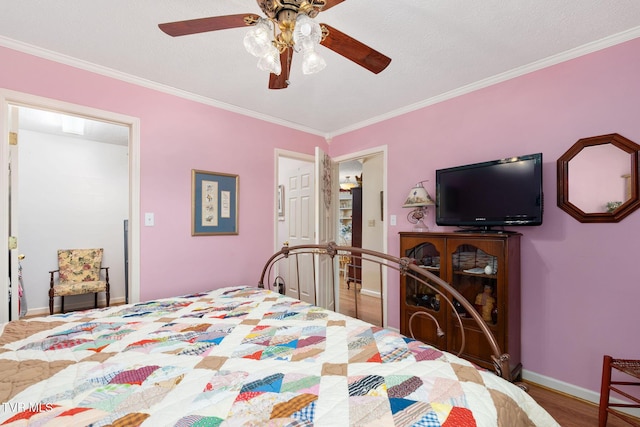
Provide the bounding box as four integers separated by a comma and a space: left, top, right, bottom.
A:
244, 18, 273, 58
293, 14, 322, 49
294, 15, 325, 75
257, 44, 282, 75
302, 50, 326, 74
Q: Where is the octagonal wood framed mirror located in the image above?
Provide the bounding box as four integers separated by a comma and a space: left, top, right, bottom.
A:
557, 133, 640, 223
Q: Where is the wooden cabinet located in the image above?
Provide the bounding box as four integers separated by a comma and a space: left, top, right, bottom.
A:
347, 187, 362, 287
399, 231, 522, 378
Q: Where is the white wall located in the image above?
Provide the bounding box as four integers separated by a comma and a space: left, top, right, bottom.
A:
360, 155, 384, 296
18, 130, 128, 314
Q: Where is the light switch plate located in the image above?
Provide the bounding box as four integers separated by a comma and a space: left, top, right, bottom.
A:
144, 213, 154, 226
390, 215, 397, 226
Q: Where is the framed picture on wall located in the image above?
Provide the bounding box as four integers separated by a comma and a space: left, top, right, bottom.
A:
192, 169, 239, 235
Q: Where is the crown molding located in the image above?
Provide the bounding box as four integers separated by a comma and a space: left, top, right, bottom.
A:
2, 26, 639, 140
0, 36, 325, 137
326, 27, 640, 139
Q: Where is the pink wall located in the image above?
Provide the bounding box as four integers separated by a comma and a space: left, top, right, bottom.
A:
330, 37, 640, 393
2, 36, 639, 395
0, 46, 325, 301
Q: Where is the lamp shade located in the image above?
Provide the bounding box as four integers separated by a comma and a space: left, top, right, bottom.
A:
403, 182, 434, 207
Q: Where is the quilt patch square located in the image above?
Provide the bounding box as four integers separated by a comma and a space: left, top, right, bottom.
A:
124, 322, 235, 356
233, 324, 327, 361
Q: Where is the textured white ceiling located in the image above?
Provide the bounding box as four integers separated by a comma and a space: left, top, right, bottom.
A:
1, 1, 640, 137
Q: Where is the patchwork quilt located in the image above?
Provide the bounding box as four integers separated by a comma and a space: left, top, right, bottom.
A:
0, 287, 557, 426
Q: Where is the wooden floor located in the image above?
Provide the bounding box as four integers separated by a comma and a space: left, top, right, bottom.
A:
337, 277, 637, 426
337, 277, 383, 326
526, 381, 640, 427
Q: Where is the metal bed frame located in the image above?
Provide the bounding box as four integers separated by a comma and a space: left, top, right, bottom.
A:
259, 242, 515, 383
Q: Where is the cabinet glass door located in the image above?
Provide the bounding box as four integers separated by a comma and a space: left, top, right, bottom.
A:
449, 243, 498, 326
402, 239, 446, 348
404, 242, 441, 312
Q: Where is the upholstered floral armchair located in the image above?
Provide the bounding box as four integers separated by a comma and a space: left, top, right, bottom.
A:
48, 248, 110, 315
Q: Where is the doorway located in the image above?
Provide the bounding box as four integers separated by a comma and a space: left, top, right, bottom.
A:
0, 89, 141, 322
273, 146, 387, 323
335, 147, 387, 326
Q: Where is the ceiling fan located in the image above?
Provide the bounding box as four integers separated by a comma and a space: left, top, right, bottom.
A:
158, 0, 391, 89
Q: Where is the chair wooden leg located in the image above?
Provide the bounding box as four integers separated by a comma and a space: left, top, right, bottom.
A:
105, 268, 110, 307
95, 293, 98, 309
49, 296, 54, 315
60, 296, 65, 314
599, 355, 613, 427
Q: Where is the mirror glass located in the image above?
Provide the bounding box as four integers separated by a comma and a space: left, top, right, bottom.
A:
568, 144, 630, 213
557, 133, 640, 223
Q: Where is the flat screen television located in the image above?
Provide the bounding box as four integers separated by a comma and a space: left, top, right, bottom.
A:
435, 153, 543, 231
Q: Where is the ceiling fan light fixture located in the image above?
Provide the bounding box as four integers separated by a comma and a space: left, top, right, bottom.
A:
158, 0, 391, 89
244, 18, 274, 57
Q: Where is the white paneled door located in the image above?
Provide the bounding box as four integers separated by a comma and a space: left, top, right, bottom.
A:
284, 162, 315, 304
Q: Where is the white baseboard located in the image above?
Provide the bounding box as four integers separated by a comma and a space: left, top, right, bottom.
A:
523, 369, 640, 418
24, 296, 126, 317
359, 288, 381, 298
523, 369, 598, 402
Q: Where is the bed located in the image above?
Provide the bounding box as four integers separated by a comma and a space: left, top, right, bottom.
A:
0, 244, 558, 426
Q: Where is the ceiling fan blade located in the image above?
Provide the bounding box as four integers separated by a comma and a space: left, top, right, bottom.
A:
319, 24, 391, 74
322, 0, 347, 11
159, 14, 258, 37
269, 49, 293, 90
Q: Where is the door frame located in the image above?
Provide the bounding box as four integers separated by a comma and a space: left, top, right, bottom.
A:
0, 89, 141, 322
273, 145, 388, 324
274, 149, 314, 253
